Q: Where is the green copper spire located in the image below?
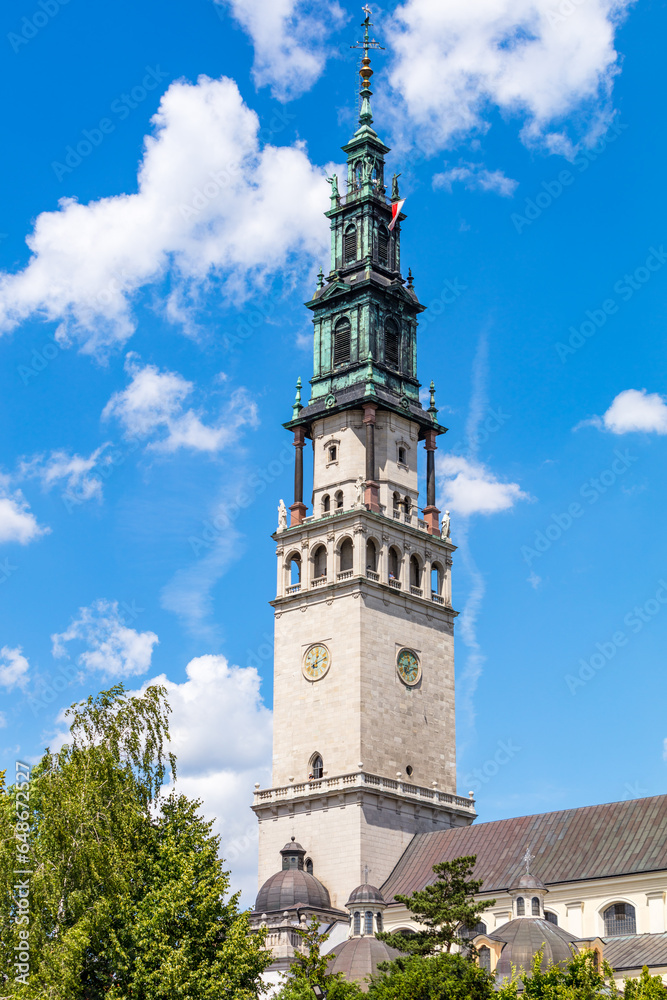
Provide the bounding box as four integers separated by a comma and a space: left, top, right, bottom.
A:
292, 377, 303, 418
351, 6, 385, 130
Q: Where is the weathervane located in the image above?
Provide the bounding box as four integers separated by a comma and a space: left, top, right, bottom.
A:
523, 846, 535, 875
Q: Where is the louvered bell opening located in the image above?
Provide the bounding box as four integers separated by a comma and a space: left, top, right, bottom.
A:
385, 324, 400, 369
378, 227, 389, 266
334, 322, 351, 367
344, 226, 357, 264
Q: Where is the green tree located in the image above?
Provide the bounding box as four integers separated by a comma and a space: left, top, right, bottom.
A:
379, 855, 495, 956
496, 949, 667, 1000
0, 684, 272, 999
274, 916, 362, 1000
622, 966, 667, 1000
367, 951, 494, 1000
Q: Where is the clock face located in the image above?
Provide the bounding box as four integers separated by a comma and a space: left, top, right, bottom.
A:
303, 643, 331, 681
397, 648, 420, 686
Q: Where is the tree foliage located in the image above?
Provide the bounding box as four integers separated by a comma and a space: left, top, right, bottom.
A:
496, 950, 667, 1000
367, 951, 495, 1000
274, 916, 362, 1000
379, 855, 495, 955
0, 684, 271, 999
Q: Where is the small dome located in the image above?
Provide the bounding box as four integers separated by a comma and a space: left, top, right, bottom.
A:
329, 937, 403, 991
346, 884, 386, 907
490, 917, 579, 982
281, 837, 306, 855
255, 868, 331, 913
510, 872, 547, 893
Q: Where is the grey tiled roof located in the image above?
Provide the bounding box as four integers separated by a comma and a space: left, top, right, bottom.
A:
329, 938, 403, 991
602, 933, 667, 971
255, 869, 331, 913
381, 795, 667, 900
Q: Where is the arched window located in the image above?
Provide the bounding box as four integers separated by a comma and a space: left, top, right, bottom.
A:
545, 911, 558, 926
378, 225, 389, 266
333, 319, 351, 367
376, 911, 383, 933
604, 903, 636, 936
398, 445, 407, 465
353, 911, 361, 936
385, 319, 400, 369
431, 562, 443, 596
340, 538, 353, 573
479, 946, 491, 973
459, 921, 487, 939
410, 555, 421, 589
305, 858, 313, 875
313, 545, 327, 579
404, 495, 412, 516
365, 911, 373, 935
310, 754, 323, 780
366, 539, 377, 573
393, 491, 401, 512
516, 896, 525, 916
388, 547, 400, 581
335, 490, 344, 510
354, 161, 363, 190
344, 225, 357, 264
322, 494, 330, 514
532, 897, 541, 916
328, 444, 338, 463
289, 554, 301, 586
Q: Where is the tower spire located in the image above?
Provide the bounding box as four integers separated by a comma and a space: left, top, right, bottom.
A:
351, 6, 385, 129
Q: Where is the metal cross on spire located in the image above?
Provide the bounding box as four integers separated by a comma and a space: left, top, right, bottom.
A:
523, 846, 535, 875
350, 6, 385, 127
363, 863, 370, 884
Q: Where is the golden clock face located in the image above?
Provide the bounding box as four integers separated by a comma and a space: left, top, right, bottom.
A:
303, 643, 331, 681
397, 648, 420, 686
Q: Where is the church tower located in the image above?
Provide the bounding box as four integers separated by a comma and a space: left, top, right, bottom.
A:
252, 11, 475, 912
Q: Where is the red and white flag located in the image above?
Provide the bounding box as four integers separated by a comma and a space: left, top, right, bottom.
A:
388, 199, 405, 231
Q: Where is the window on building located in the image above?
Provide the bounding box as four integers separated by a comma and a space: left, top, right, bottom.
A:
313, 545, 327, 579
335, 490, 344, 510
353, 911, 361, 936
333, 319, 351, 367
340, 538, 353, 573
398, 446, 407, 465
305, 858, 313, 875
604, 903, 636, 936
389, 547, 400, 581
328, 445, 337, 463
431, 563, 443, 596
310, 754, 323, 780
365, 911, 373, 935
393, 491, 401, 511
376, 912, 383, 933
516, 897, 525, 916
479, 946, 491, 973
532, 897, 541, 916
289, 554, 301, 586
404, 495, 412, 515
405, 765, 413, 777
459, 921, 487, 940
545, 911, 558, 926
410, 554, 421, 589
378, 226, 389, 266
354, 161, 363, 190
385, 320, 400, 369
322, 494, 330, 514
344, 225, 357, 264
366, 539, 377, 573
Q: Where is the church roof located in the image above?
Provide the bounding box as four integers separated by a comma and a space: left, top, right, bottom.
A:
346, 884, 386, 907
255, 868, 332, 913
328, 937, 403, 991
602, 933, 667, 971
381, 795, 667, 900
489, 917, 579, 980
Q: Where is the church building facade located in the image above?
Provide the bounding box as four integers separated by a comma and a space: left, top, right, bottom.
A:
249, 11, 667, 991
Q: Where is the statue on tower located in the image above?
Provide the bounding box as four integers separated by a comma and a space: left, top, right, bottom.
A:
277, 499, 288, 531
391, 172, 401, 201
441, 510, 451, 539
326, 174, 340, 200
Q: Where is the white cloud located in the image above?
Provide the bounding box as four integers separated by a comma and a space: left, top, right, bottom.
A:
582, 388, 667, 435
0, 75, 331, 354
385, 0, 632, 153
51, 599, 159, 678
0, 476, 49, 545
433, 164, 518, 196
438, 454, 529, 516
0, 647, 30, 690
139, 653, 272, 905
102, 354, 258, 452
19, 444, 112, 503
217, 0, 345, 100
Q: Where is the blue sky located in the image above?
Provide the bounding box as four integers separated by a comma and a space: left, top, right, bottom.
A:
1, 0, 666, 904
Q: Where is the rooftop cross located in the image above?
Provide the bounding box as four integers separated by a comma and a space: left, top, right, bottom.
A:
350, 6, 385, 127
523, 846, 535, 875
